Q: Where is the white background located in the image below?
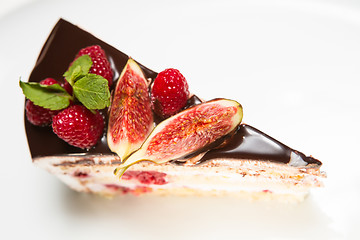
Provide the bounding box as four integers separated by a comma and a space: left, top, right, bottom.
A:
1, 0, 360, 239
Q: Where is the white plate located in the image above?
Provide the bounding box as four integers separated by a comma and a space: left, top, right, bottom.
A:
1, 0, 360, 239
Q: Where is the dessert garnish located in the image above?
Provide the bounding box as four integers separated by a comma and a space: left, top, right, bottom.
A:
114, 98, 243, 178
20, 46, 112, 149
52, 105, 105, 149
74, 45, 114, 87
107, 58, 154, 160
24, 78, 61, 126
151, 68, 190, 119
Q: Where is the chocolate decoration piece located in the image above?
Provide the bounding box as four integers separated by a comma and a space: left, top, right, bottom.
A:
25, 18, 321, 167
200, 124, 321, 165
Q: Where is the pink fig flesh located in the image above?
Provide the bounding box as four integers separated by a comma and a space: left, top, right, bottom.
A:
107, 58, 154, 160
114, 98, 243, 177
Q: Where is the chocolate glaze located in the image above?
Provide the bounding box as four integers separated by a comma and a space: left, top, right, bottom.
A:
200, 124, 322, 165
25, 19, 321, 166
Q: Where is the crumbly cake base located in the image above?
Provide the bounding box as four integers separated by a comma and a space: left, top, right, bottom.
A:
34, 154, 325, 202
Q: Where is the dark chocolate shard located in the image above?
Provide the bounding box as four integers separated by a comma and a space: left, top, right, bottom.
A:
200, 124, 321, 166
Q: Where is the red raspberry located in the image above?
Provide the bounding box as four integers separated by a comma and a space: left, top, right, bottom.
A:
151, 68, 189, 118
40, 78, 58, 85
76, 45, 113, 87
52, 105, 104, 149
25, 78, 60, 126
61, 80, 73, 95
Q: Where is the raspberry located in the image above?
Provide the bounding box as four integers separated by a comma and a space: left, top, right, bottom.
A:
52, 105, 104, 149
39, 78, 58, 85
25, 78, 60, 126
76, 45, 113, 87
151, 68, 189, 118
61, 80, 73, 95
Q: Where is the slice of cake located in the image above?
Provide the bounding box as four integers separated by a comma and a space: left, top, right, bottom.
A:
22, 19, 325, 202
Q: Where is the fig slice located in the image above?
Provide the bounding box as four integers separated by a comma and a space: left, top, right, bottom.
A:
107, 58, 154, 161
114, 98, 243, 177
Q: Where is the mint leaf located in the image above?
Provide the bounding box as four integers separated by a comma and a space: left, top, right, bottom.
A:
69, 65, 83, 83
73, 74, 110, 110
63, 55, 92, 85
19, 81, 72, 110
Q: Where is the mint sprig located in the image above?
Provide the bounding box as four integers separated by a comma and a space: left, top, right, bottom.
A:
19, 81, 72, 110
20, 54, 111, 111
73, 74, 110, 110
63, 55, 92, 85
